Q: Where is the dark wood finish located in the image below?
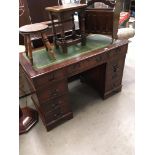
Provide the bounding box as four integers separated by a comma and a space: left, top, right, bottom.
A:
19, 64, 35, 98
41, 32, 56, 59
19, 0, 31, 44
19, 39, 128, 131
19, 107, 38, 135
46, 3, 87, 53
27, 0, 62, 23
19, 0, 65, 46
81, 46, 127, 98
19, 23, 56, 65
85, 0, 121, 42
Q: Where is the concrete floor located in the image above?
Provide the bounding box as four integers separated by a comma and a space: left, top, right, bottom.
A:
19, 38, 135, 155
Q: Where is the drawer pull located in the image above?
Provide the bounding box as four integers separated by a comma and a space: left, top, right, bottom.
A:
51, 103, 58, 109
48, 74, 55, 81
95, 56, 102, 62
54, 111, 63, 118
113, 67, 118, 72
49, 89, 59, 97
107, 52, 111, 57
112, 64, 119, 72
112, 83, 117, 88
116, 48, 120, 53
51, 100, 62, 109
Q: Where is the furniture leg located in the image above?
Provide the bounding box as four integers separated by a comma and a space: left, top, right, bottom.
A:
71, 13, 76, 39
78, 9, 86, 46
49, 13, 59, 49
58, 13, 67, 53
41, 32, 56, 60
26, 34, 33, 65
24, 35, 28, 56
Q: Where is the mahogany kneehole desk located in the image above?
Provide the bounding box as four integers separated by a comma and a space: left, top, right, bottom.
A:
19, 35, 128, 131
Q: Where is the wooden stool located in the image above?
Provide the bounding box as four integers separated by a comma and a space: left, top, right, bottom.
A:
19, 23, 56, 65
46, 4, 87, 54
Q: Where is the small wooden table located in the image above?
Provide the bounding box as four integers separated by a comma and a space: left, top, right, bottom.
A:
45, 3, 87, 54
19, 23, 56, 65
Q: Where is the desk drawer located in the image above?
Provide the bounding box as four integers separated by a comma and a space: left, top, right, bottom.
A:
106, 56, 126, 77
41, 94, 69, 113
106, 46, 127, 59
36, 80, 68, 103
67, 54, 106, 76
33, 69, 66, 88
44, 103, 71, 124
106, 78, 122, 91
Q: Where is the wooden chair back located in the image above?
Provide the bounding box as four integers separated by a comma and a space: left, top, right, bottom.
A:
84, 0, 121, 41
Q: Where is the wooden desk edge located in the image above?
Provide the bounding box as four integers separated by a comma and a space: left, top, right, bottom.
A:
45, 4, 87, 13
19, 39, 129, 79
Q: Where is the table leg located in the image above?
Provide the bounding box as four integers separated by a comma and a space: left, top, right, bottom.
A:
26, 34, 33, 65
58, 13, 67, 54
72, 13, 76, 39
24, 35, 28, 56
49, 13, 59, 49
41, 32, 56, 60
78, 9, 86, 46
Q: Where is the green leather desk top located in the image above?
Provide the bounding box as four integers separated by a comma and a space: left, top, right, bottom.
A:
23, 34, 112, 69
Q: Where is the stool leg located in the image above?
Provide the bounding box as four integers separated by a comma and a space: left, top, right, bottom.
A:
78, 10, 86, 46
50, 13, 59, 49
41, 32, 56, 60
71, 13, 76, 39
58, 13, 67, 54
26, 35, 33, 65
24, 35, 28, 56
